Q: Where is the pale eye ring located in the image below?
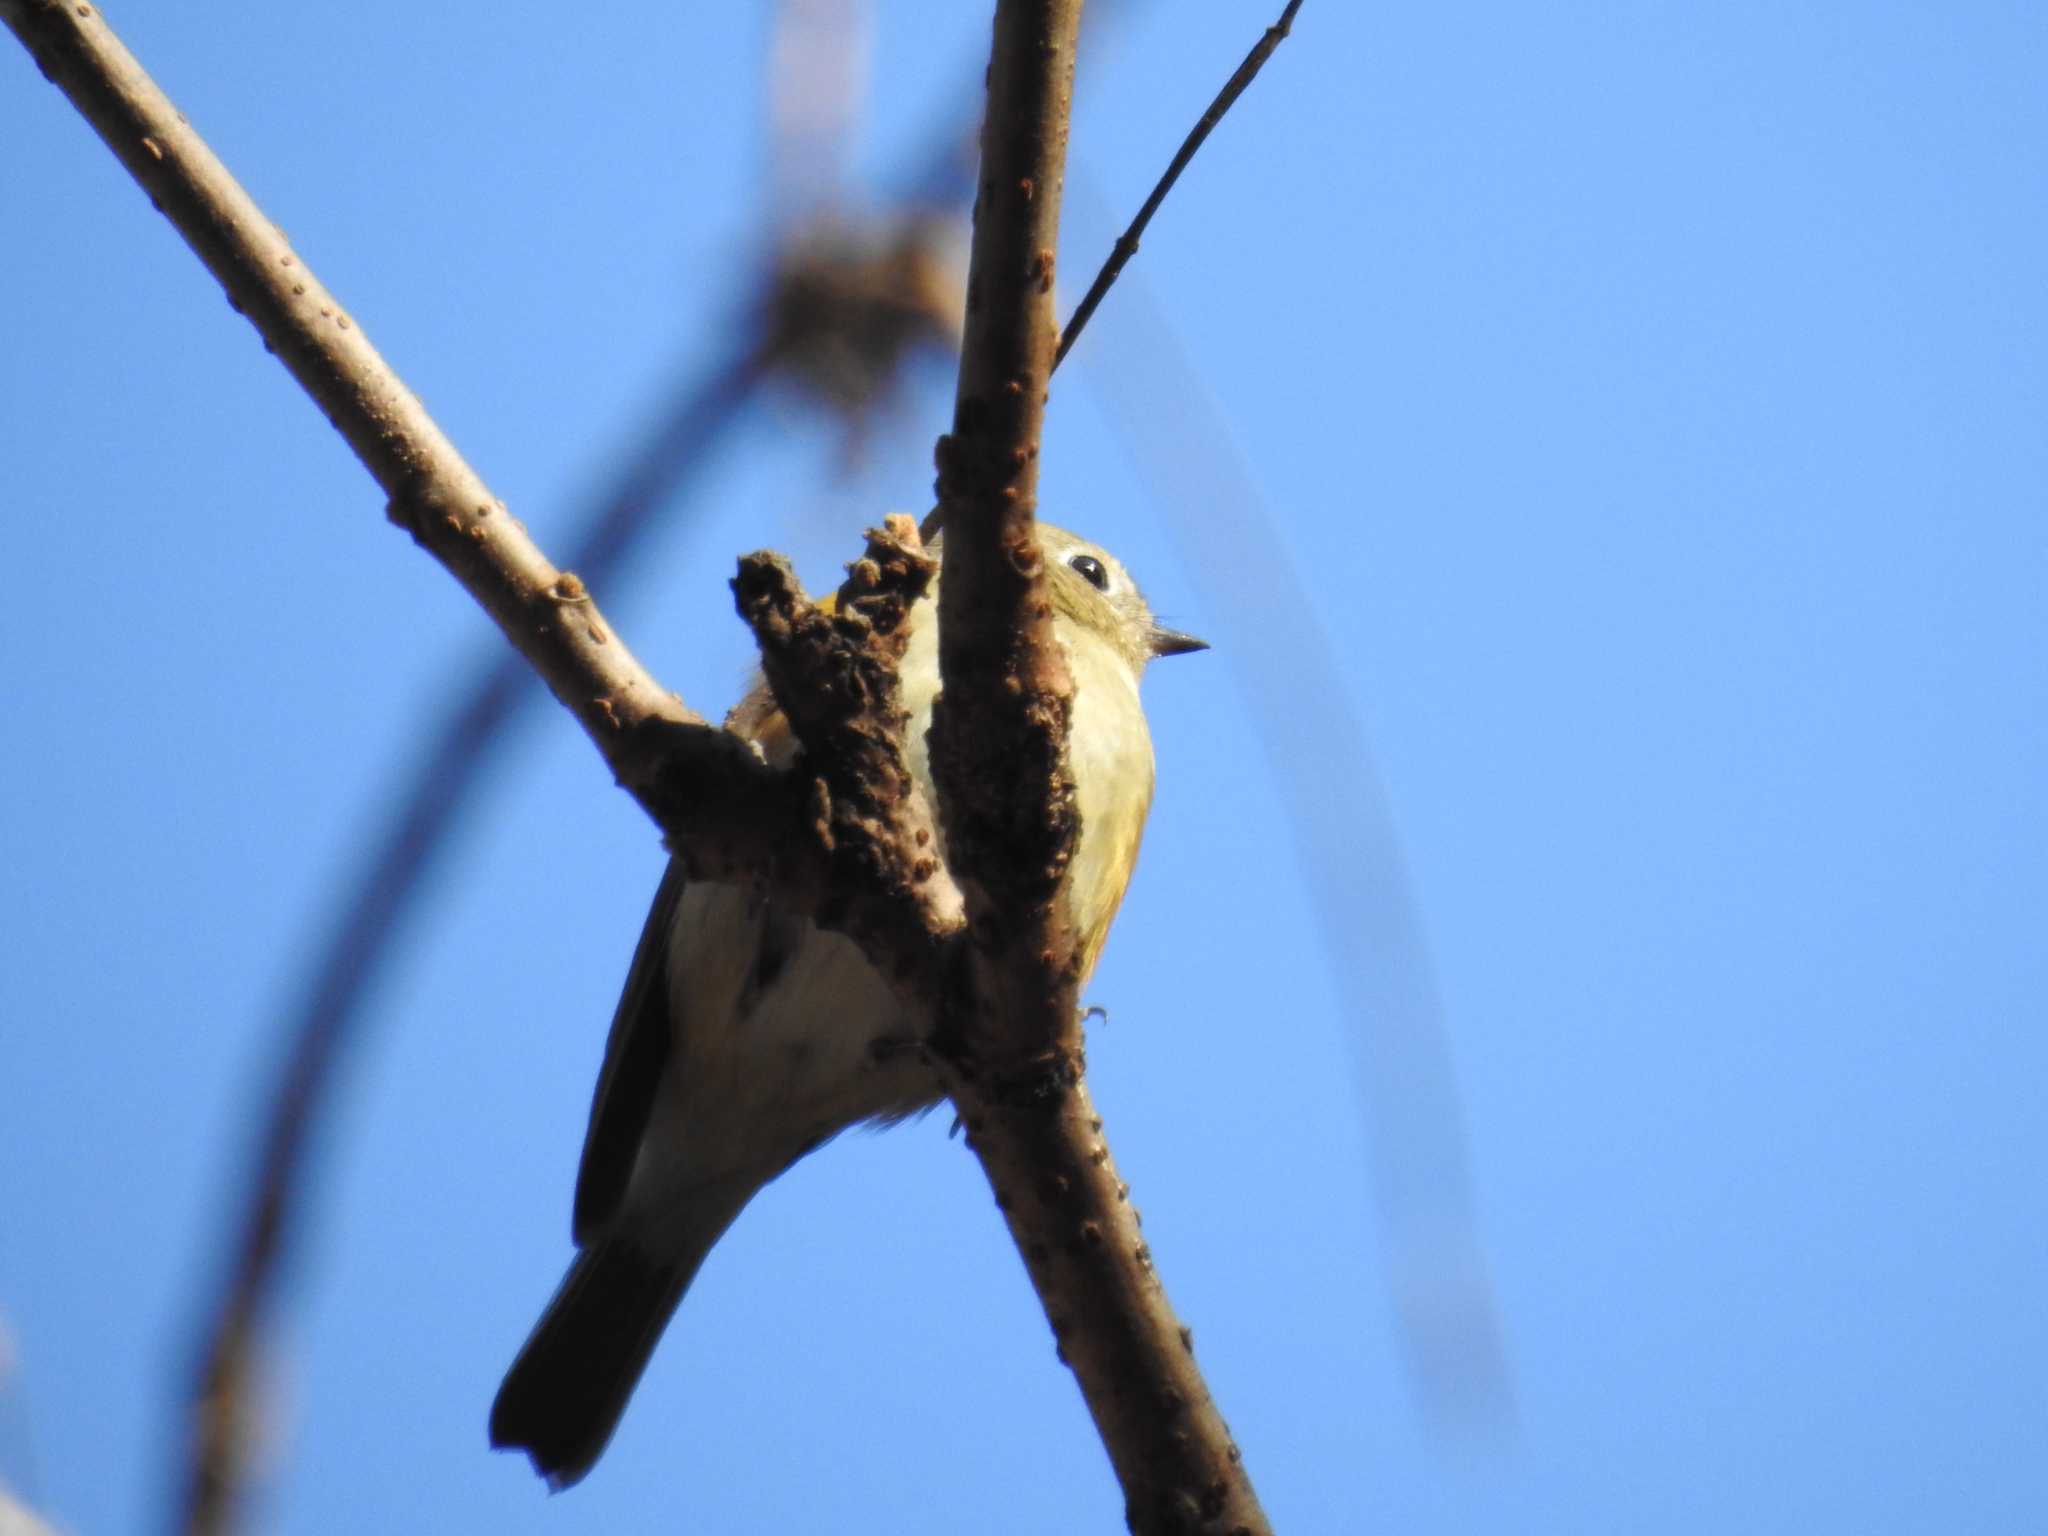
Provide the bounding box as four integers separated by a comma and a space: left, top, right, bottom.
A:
1068, 553, 1109, 591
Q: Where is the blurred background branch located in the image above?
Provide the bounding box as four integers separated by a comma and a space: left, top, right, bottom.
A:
0, 1318, 56, 1536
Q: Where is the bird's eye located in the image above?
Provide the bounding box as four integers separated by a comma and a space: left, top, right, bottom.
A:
1068, 553, 1109, 591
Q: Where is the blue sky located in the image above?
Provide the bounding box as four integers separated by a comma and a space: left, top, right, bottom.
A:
3, 3, 2044, 1533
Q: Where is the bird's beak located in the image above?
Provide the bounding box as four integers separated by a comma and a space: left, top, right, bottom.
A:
1149, 625, 1210, 659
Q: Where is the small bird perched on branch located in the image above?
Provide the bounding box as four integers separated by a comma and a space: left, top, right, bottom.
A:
490, 523, 1206, 1488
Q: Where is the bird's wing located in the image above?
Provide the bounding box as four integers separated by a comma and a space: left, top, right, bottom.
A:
571, 858, 688, 1245
1073, 773, 1153, 982
568, 674, 793, 1247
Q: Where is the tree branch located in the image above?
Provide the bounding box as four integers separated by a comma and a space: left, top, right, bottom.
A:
928, 3, 1273, 1531
962, 1067, 1271, 1534
1054, 0, 1305, 371
930, 0, 1085, 1066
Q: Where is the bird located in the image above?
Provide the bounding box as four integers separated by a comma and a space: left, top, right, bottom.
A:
490, 522, 1207, 1488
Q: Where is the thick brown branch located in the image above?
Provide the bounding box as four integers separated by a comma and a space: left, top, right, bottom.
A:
930, 0, 1087, 1066
946, 1063, 1267, 1535
930, 3, 1273, 1532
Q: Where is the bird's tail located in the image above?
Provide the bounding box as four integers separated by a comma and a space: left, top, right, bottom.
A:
489, 1234, 699, 1489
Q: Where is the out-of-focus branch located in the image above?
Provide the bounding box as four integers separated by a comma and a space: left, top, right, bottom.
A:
757, 212, 964, 433
926, 3, 1271, 1531
176, 210, 955, 1536
1070, 216, 1515, 1429
0, 1487, 61, 1536
184, 654, 509, 1536
1055, 0, 1304, 372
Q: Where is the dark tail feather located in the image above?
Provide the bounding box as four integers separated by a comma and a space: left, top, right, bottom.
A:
490, 1239, 689, 1489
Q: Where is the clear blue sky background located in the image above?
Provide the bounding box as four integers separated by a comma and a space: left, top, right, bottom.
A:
4, 4, 2044, 1533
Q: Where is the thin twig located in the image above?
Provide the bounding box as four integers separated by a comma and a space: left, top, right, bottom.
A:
1053, 0, 1305, 371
